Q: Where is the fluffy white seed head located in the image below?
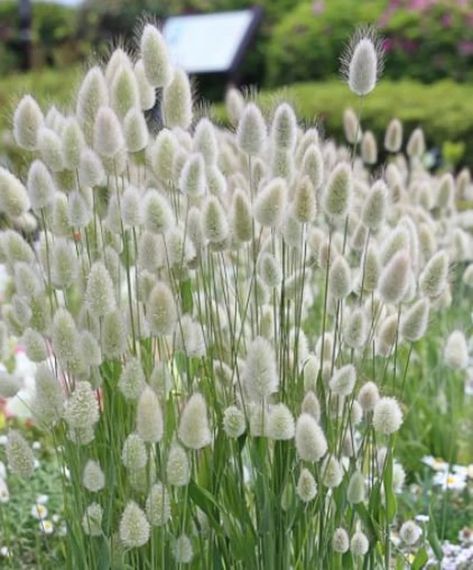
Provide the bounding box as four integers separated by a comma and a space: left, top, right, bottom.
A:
437, 173, 455, 209
271, 103, 297, 151
328, 255, 352, 299
179, 153, 205, 196
343, 30, 382, 96
194, 118, 218, 166
82, 503, 103, 537
361, 130, 377, 165
62, 117, 85, 170
76, 66, 108, 137
85, 261, 116, 318
121, 185, 142, 227
101, 309, 127, 359
400, 298, 429, 342
173, 534, 193, 564
119, 358, 146, 401
378, 250, 410, 304
302, 144, 324, 190
322, 163, 352, 220
296, 468, 317, 502
37, 127, 64, 171
357, 381, 379, 412
384, 118, 403, 153
144, 189, 174, 234
406, 127, 425, 158
332, 528, 350, 553
179, 393, 211, 450
150, 129, 177, 182
166, 443, 190, 486
231, 189, 253, 243
64, 381, 99, 431
329, 364, 356, 397
400, 521, 422, 546
444, 330, 468, 370
362, 180, 387, 230
119, 501, 150, 549
419, 250, 449, 298
82, 460, 105, 492
134, 59, 156, 110
13, 95, 43, 150
237, 103, 267, 155
123, 107, 149, 152
79, 148, 105, 187
203, 196, 229, 244
0, 167, 30, 219
347, 470, 365, 504
351, 530, 369, 556
267, 403, 295, 440
295, 413, 328, 462
147, 282, 177, 336
111, 64, 140, 119
137, 386, 163, 442
254, 178, 287, 227
344, 308, 368, 349
343, 108, 361, 144
293, 175, 317, 223
0, 372, 21, 399
93, 106, 124, 157
301, 390, 320, 422
22, 328, 47, 362
242, 336, 279, 402
258, 252, 282, 288
122, 433, 147, 470
6, 430, 34, 478
146, 483, 171, 527
373, 397, 403, 435
161, 69, 193, 130
223, 406, 246, 438
321, 454, 343, 488
140, 24, 172, 88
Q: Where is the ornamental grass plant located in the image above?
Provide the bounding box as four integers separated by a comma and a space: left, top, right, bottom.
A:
0, 23, 472, 569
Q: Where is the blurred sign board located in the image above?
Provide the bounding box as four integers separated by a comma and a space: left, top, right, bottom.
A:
162, 8, 262, 75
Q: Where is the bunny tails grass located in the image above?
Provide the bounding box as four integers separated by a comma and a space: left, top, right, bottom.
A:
1, 22, 470, 570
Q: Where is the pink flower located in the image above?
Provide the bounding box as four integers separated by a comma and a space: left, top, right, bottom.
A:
312, 0, 325, 14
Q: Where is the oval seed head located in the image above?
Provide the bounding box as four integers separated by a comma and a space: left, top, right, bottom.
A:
225, 87, 245, 125
344, 308, 367, 349
361, 131, 377, 165
178, 393, 211, 450
119, 358, 146, 401
122, 433, 147, 470
362, 180, 387, 230
101, 309, 127, 359
161, 69, 193, 129
343, 30, 382, 96
79, 330, 102, 367
322, 162, 352, 220
62, 117, 85, 170
357, 381, 379, 412
1, 230, 34, 264
0, 372, 21, 399
64, 381, 99, 430
351, 530, 369, 556
51, 238, 77, 288
147, 282, 177, 336
146, 483, 171, 527
419, 250, 449, 298
22, 328, 47, 362
82, 460, 105, 492
343, 108, 361, 144
385, 118, 403, 153
296, 468, 317, 502
51, 308, 80, 365
179, 153, 205, 196
38, 127, 64, 171
173, 534, 193, 564
267, 403, 295, 440
166, 443, 190, 486
406, 127, 425, 158
32, 363, 64, 425
373, 397, 403, 435
119, 501, 150, 549
254, 177, 287, 227
329, 255, 352, 300
437, 173, 454, 209
6, 430, 34, 478
243, 336, 279, 402
123, 107, 148, 152
86, 261, 116, 318
111, 64, 140, 119
150, 129, 177, 182
137, 386, 163, 442
0, 167, 30, 219
258, 252, 282, 288
121, 185, 142, 227
68, 191, 92, 229
302, 144, 324, 190
295, 413, 328, 462
322, 455, 343, 488
203, 196, 228, 244
143, 189, 174, 234
332, 528, 350, 553
237, 103, 267, 155
347, 471, 365, 504
400, 298, 429, 342
301, 390, 320, 422
223, 406, 246, 438
293, 175, 317, 223
376, 314, 398, 357
194, 118, 218, 166
79, 148, 105, 188
134, 59, 156, 110
378, 250, 410, 304
141, 24, 172, 88
400, 521, 422, 546
329, 364, 356, 397
76, 66, 108, 137
231, 189, 253, 243
296, 127, 319, 164
93, 106, 124, 157
271, 103, 297, 151
444, 330, 468, 370
82, 503, 103, 537
13, 95, 43, 150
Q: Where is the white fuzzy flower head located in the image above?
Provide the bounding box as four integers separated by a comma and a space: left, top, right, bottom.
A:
85, 261, 116, 318
237, 103, 267, 155
343, 108, 361, 144
144, 189, 174, 234
267, 403, 295, 440
242, 336, 279, 402
329, 364, 356, 397
342, 29, 383, 96
362, 180, 387, 230
32, 364, 64, 426
231, 189, 253, 243
150, 129, 177, 182
322, 162, 352, 220
161, 69, 193, 130
173, 534, 193, 564
296, 468, 317, 502
332, 528, 350, 553
301, 391, 320, 422
64, 381, 99, 431
82, 460, 105, 492
223, 406, 246, 438
79, 148, 105, 187
93, 106, 124, 157
179, 153, 205, 196
0, 372, 21, 399
378, 250, 410, 305
344, 308, 368, 349
406, 127, 425, 158
351, 530, 369, 556
328, 255, 352, 299
146, 483, 171, 527
23, 327, 47, 362
166, 443, 190, 486
347, 470, 365, 504
122, 433, 147, 470
0, 167, 30, 219
419, 250, 449, 298
254, 178, 287, 228
38, 126, 63, 172
137, 387, 163, 443
357, 381, 379, 412
361, 131, 377, 165
194, 118, 218, 166
271, 102, 297, 151
140, 24, 172, 88
178, 393, 211, 450
444, 330, 468, 370
385, 118, 403, 153
82, 503, 103, 537
6, 430, 34, 478
400, 298, 430, 342
295, 413, 327, 462
203, 196, 229, 244
62, 117, 85, 170
110, 64, 140, 119
27, 160, 56, 212
119, 358, 146, 401
13, 95, 43, 150
147, 282, 177, 336
400, 520, 422, 545
76, 66, 108, 136
322, 455, 343, 488
124, 107, 149, 152
302, 144, 324, 190
134, 59, 156, 110
119, 501, 150, 549
373, 397, 403, 435
293, 175, 317, 223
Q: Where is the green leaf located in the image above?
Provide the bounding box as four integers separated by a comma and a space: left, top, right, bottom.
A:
427, 507, 444, 561
412, 547, 429, 570
383, 452, 398, 523
97, 537, 111, 570
188, 480, 221, 532
180, 279, 193, 314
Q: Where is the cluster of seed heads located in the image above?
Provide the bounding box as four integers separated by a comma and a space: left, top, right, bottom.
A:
0, 25, 472, 565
